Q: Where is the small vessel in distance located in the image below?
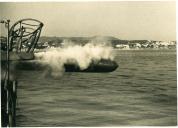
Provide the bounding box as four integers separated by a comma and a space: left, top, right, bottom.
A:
15, 59, 118, 73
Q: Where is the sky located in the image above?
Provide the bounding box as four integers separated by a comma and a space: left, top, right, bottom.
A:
0, 1, 176, 41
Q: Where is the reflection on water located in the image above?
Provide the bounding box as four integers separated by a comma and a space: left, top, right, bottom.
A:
16, 50, 177, 126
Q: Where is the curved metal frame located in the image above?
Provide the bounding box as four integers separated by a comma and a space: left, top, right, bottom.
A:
9, 18, 43, 53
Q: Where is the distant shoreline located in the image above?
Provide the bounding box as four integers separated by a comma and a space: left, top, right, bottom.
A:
113, 48, 176, 50
0, 36, 176, 51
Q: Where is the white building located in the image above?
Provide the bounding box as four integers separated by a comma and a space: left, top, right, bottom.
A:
116, 44, 130, 50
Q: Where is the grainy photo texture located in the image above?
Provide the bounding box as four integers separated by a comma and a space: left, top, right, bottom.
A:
0, 1, 177, 127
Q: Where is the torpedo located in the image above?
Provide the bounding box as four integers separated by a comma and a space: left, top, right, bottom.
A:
15, 59, 118, 73
1, 51, 118, 72
64, 59, 118, 72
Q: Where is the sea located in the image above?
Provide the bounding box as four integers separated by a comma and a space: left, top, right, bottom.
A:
16, 49, 177, 126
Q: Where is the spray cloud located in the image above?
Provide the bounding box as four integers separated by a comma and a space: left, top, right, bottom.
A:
35, 40, 115, 77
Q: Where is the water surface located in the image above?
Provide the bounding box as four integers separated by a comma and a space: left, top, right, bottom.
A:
16, 50, 177, 126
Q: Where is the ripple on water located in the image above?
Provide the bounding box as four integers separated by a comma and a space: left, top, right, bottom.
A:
16, 50, 177, 126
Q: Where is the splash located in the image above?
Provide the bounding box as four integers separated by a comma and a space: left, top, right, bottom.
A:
35, 40, 115, 77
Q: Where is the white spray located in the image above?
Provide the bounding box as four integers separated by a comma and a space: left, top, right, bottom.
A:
35, 40, 115, 77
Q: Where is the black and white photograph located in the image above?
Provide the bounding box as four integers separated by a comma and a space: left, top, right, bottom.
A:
0, 1, 177, 127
